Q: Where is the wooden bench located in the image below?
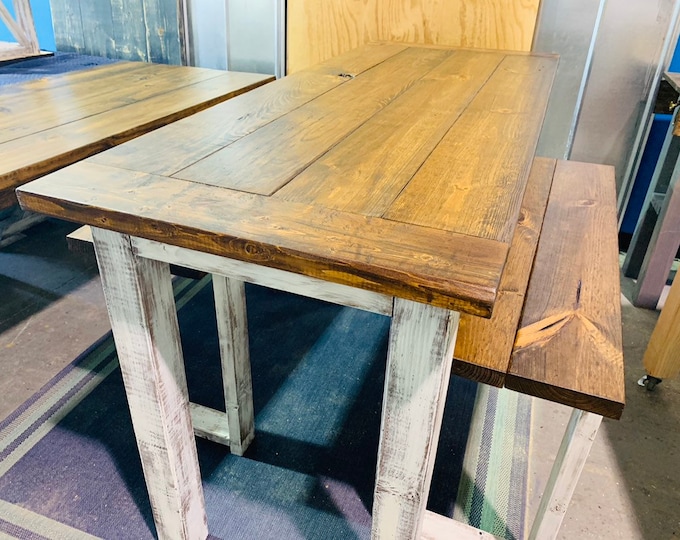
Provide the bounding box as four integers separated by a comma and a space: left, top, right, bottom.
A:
63, 159, 623, 538
424, 159, 624, 539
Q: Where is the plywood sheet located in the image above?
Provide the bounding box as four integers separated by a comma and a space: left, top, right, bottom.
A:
287, 0, 541, 73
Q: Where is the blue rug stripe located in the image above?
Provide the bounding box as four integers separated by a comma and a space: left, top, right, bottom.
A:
0, 519, 50, 540
0, 353, 113, 462
469, 384, 499, 526
507, 395, 533, 539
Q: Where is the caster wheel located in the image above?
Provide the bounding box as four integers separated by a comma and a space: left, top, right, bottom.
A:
637, 375, 663, 391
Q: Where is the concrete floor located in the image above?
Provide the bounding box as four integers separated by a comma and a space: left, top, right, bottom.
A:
1, 218, 679, 539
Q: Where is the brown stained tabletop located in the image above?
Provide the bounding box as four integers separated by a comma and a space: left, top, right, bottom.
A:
17, 43, 558, 319
0, 61, 273, 209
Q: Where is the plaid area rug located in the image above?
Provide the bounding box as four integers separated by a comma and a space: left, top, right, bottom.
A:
0, 276, 531, 539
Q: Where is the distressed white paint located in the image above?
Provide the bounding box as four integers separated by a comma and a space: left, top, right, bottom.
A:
372, 298, 460, 540
189, 402, 231, 446
91, 228, 208, 540
132, 237, 394, 316
212, 274, 254, 456
421, 510, 502, 540
0, 0, 39, 60
528, 409, 603, 540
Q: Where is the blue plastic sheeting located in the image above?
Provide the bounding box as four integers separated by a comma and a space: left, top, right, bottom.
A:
620, 114, 672, 234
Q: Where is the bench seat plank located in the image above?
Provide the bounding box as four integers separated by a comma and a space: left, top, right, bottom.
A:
453, 157, 556, 386
506, 160, 624, 419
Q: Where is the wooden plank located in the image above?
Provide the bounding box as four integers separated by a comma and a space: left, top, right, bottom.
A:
0, 61, 147, 96
89, 42, 408, 176
17, 162, 508, 316
79, 0, 115, 58
372, 298, 459, 539
0, 62, 229, 145
275, 50, 505, 214
384, 54, 557, 243
0, 71, 273, 208
173, 47, 454, 195
528, 410, 603, 540
143, 0, 182, 65
0, 41, 40, 61
49, 0, 85, 54
506, 160, 625, 419
287, 0, 541, 73
90, 227, 207, 539
643, 271, 680, 379
189, 402, 230, 446
0, 188, 17, 209
110, 0, 148, 61
421, 511, 502, 540
452, 157, 556, 387
133, 237, 394, 316
13, 0, 39, 53
212, 275, 254, 456
0, 2, 29, 47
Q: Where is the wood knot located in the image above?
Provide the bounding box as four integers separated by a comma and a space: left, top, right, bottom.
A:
337, 73, 355, 79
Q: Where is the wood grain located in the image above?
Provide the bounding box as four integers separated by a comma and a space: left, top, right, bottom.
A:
372, 298, 459, 539
643, 271, 680, 379
90, 42, 408, 177
421, 511, 501, 539
173, 47, 453, 195
0, 0, 40, 62
50, 0, 183, 64
90, 227, 208, 538
0, 62, 221, 144
287, 0, 541, 73
384, 54, 557, 242
0, 64, 272, 209
0, 61, 145, 96
506, 161, 625, 419
17, 161, 508, 317
527, 410, 603, 540
212, 275, 255, 456
276, 50, 505, 213
452, 157, 556, 387
133, 237, 394, 317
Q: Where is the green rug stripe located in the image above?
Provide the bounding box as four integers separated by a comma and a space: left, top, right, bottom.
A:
454, 385, 532, 540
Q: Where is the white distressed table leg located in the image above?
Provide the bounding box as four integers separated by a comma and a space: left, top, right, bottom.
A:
91, 228, 208, 540
212, 274, 254, 456
372, 298, 460, 540
528, 409, 603, 540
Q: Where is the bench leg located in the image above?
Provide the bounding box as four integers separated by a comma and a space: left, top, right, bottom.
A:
528, 409, 602, 540
92, 228, 208, 540
372, 298, 460, 540
213, 274, 255, 456
633, 180, 680, 309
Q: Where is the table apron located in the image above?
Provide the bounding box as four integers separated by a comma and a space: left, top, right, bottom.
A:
131, 236, 395, 317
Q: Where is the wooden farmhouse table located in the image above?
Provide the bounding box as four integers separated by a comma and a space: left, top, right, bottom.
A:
0, 60, 273, 212
17, 43, 573, 539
